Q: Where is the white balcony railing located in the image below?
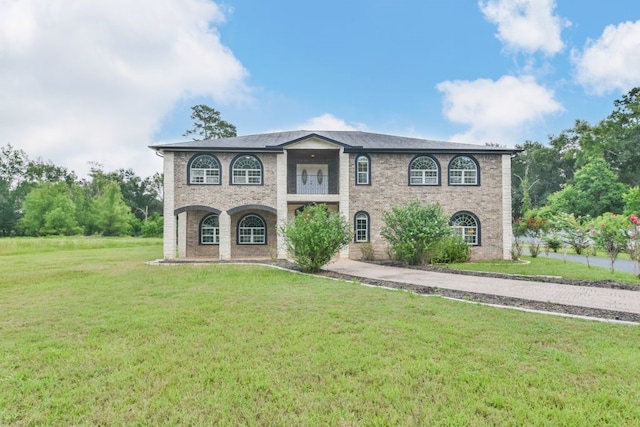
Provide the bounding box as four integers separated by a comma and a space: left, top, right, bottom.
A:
296, 174, 329, 194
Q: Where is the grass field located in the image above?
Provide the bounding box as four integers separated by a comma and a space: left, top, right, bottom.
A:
1, 238, 640, 425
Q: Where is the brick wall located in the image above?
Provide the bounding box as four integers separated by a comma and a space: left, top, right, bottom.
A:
348, 153, 506, 260
174, 152, 278, 211
185, 210, 220, 258
230, 211, 277, 259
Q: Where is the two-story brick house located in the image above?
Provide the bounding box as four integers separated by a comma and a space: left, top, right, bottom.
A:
150, 130, 518, 261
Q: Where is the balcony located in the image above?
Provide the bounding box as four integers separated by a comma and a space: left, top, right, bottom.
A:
296, 173, 328, 194
287, 149, 340, 195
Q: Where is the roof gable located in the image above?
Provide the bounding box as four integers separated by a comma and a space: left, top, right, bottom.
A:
272, 133, 353, 150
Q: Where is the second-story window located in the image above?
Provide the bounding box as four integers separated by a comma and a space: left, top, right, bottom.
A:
409, 155, 439, 185
231, 155, 262, 185
449, 156, 478, 185
356, 155, 370, 185
189, 154, 220, 184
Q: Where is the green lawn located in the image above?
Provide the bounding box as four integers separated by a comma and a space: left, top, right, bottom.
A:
1, 238, 640, 425
445, 256, 640, 285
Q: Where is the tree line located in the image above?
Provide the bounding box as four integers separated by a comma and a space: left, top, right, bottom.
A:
511, 87, 640, 275
0, 147, 164, 237
0, 104, 236, 238
512, 86, 640, 219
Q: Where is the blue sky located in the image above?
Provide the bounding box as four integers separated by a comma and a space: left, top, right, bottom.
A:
1, 0, 639, 178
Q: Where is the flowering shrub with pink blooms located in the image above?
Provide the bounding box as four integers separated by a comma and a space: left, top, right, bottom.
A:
516, 212, 548, 258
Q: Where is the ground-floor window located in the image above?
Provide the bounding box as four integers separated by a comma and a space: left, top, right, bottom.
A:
200, 214, 220, 244
238, 214, 266, 244
354, 211, 370, 243
450, 211, 480, 245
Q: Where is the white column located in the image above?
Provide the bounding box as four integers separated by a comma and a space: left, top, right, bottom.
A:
502, 154, 513, 260
219, 211, 231, 260
162, 152, 176, 260
276, 150, 288, 259
177, 211, 187, 258
339, 149, 350, 258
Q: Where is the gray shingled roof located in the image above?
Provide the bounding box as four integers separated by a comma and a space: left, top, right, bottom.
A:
149, 130, 519, 154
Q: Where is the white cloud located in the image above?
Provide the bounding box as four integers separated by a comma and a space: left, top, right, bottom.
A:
0, 0, 248, 178
479, 0, 569, 56
297, 113, 368, 131
436, 75, 562, 145
572, 20, 640, 95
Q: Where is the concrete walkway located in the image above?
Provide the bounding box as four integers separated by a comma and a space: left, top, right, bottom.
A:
324, 259, 640, 316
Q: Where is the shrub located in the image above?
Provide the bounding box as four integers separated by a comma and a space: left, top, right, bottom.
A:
141, 214, 164, 238
359, 242, 375, 261
281, 204, 351, 273
543, 234, 563, 253
380, 200, 451, 265
518, 211, 548, 258
590, 213, 630, 274
559, 214, 592, 255
430, 234, 470, 264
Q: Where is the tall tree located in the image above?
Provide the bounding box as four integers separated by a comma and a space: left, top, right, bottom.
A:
86, 166, 162, 221
18, 182, 81, 236
592, 87, 640, 186
511, 141, 571, 218
183, 104, 237, 140
546, 157, 628, 217
89, 181, 134, 236
0, 144, 28, 189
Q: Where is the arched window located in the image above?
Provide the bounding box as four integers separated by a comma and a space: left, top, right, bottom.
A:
238, 214, 266, 244
231, 155, 262, 185
354, 211, 370, 243
189, 154, 220, 184
450, 211, 480, 245
409, 155, 439, 185
200, 214, 220, 244
449, 156, 478, 185
356, 155, 370, 185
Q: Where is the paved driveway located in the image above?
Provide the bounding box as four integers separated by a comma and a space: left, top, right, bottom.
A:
324, 259, 640, 316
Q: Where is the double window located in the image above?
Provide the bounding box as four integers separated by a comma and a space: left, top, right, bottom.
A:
409, 156, 440, 185
238, 214, 266, 244
189, 154, 221, 184
231, 155, 263, 185
200, 214, 220, 244
448, 156, 478, 185
450, 211, 480, 245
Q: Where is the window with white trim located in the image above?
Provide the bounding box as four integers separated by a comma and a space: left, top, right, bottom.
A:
449, 156, 478, 185
190, 155, 220, 184
238, 214, 266, 244
451, 212, 479, 245
409, 156, 439, 185
354, 211, 369, 242
200, 214, 220, 244
356, 155, 370, 185
232, 155, 262, 184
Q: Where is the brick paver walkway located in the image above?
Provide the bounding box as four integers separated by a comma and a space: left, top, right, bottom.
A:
324, 259, 640, 315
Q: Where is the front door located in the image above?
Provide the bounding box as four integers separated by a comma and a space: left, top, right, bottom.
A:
296, 164, 329, 194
